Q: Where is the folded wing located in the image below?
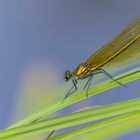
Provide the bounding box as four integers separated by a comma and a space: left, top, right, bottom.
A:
86, 18, 140, 71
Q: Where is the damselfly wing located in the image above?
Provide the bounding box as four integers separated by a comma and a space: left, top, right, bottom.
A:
63, 17, 140, 102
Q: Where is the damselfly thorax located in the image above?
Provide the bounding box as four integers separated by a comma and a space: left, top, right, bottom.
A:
72, 63, 101, 79
63, 62, 124, 102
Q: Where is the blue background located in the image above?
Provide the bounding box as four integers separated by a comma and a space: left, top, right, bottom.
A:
0, 0, 140, 139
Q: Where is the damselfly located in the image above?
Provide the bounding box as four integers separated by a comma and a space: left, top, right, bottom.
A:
63, 17, 140, 102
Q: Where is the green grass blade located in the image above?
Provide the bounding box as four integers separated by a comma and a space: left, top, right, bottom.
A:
1, 98, 140, 140
9, 67, 140, 128
48, 111, 140, 140
79, 111, 140, 140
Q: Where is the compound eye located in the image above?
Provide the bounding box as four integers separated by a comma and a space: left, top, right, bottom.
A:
64, 70, 71, 81
64, 74, 68, 81
64, 77, 67, 81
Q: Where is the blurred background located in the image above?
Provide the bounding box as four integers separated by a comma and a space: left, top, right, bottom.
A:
0, 0, 140, 139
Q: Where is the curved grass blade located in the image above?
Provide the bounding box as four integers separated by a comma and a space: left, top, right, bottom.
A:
1, 98, 140, 140
9, 67, 140, 129
79, 111, 140, 140
47, 111, 140, 140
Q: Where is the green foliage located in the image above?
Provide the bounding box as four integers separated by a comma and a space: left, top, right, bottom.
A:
1, 67, 140, 140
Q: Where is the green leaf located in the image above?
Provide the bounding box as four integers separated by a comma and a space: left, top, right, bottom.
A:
1, 98, 140, 140
78, 111, 140, 140
2, 67, 140, 140
9, 67, 140, 129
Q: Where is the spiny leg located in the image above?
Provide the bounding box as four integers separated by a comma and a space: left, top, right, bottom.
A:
80, 63, 94, 97
86, 75, 93, 97
83, 74, 92, 90
62, 80, 77, 103
62, 85, 75, 102
83, 75, 93, 97
98, 68, 127, 88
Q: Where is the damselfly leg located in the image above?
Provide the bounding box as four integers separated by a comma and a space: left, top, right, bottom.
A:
62, 79, 77, 102
96, 68, 127, 88
82, 67, 126, 98
83, 75, 93, 97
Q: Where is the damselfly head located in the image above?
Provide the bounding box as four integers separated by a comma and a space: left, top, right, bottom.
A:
64, 70, 71, 81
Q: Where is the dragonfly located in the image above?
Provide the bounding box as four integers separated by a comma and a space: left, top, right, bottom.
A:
46, 17, 140, 140
63, 17, 140, 102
